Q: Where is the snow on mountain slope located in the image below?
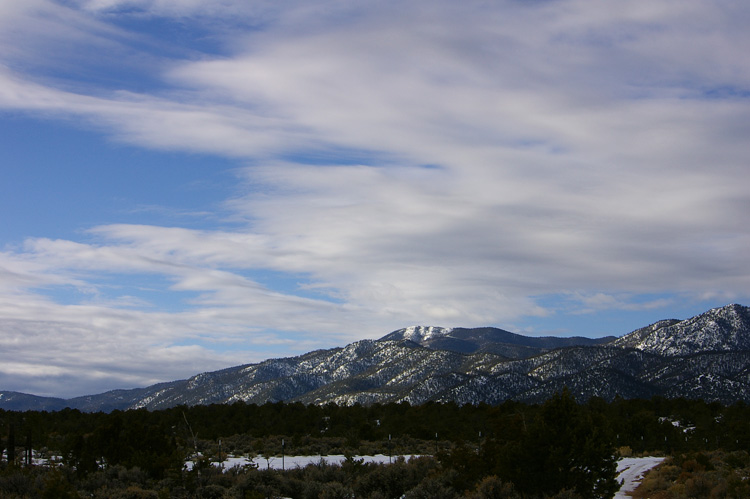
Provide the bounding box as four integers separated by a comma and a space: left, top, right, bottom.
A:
382, 325, 615, 357
614, 304, 750, 356
4, 304, 750, 412
384, 326, 454, 343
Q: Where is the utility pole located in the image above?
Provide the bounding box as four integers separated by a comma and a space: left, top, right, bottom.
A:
25, 432, 32, 466
183, 412, 198, 458
282, 439, 285, 471
182, 412, 200, 481
388, 434, 391, 464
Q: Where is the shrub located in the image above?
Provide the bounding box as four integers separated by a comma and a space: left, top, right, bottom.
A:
467, 475, 519, 499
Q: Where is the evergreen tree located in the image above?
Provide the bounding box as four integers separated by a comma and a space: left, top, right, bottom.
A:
504, 388, 619, 498
6, 423, 14, 466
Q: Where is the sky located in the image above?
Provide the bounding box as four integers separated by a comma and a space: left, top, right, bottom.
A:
1, 0, 750, 399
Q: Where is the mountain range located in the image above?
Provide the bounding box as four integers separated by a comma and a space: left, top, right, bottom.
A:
2, 304, 750, 412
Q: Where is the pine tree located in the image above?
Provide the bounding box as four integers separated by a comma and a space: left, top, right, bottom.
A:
7, 422, 14, 466
506, 388, 619, 498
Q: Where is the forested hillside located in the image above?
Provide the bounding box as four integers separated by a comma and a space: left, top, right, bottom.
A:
3, 395, 750, 497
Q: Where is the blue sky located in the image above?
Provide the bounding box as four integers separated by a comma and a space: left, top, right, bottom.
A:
1, 0, 750, 398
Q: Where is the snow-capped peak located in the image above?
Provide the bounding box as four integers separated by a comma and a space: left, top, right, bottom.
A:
400, 326, 453, 343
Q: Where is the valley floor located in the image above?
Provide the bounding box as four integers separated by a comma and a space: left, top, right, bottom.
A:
186, 453, 422, 471
188, 452, 665, 498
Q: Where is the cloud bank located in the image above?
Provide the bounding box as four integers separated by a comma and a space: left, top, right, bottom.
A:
1, 0, 749, 397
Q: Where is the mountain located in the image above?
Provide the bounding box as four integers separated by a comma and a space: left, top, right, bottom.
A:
382, 325, 616, 358
612, 303, 750, 355
2, 304, 750, 412
0, 392, 69, 412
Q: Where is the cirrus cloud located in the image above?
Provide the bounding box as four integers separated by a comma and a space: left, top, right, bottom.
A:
1, 0, 750, 397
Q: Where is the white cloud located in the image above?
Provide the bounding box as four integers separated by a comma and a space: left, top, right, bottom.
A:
73, 0, 273, 18
1, 0, 750, 397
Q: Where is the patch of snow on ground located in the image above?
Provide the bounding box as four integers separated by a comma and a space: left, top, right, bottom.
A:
188, 453, 664, 496
615, 457, 665, 499
186, 454, 421, 472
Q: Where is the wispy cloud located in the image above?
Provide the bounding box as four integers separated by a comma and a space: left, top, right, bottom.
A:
1, 0, 749, 396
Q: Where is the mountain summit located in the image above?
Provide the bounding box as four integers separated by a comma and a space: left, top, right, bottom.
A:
2, 304, 750, 412
382, 325, 615, 358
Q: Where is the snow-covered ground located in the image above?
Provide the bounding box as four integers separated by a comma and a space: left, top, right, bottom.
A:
615, 456, 665, 498
191, 452, 665, 496
185, 454, 421, 471
13, 447, 665, 497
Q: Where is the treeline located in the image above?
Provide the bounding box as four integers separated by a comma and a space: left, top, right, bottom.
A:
1, 393, 750, 498
3, 394, 749, 456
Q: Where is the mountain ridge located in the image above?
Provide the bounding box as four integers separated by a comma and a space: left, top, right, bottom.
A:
383, 325, 617, 358
2, 304, 750, 412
